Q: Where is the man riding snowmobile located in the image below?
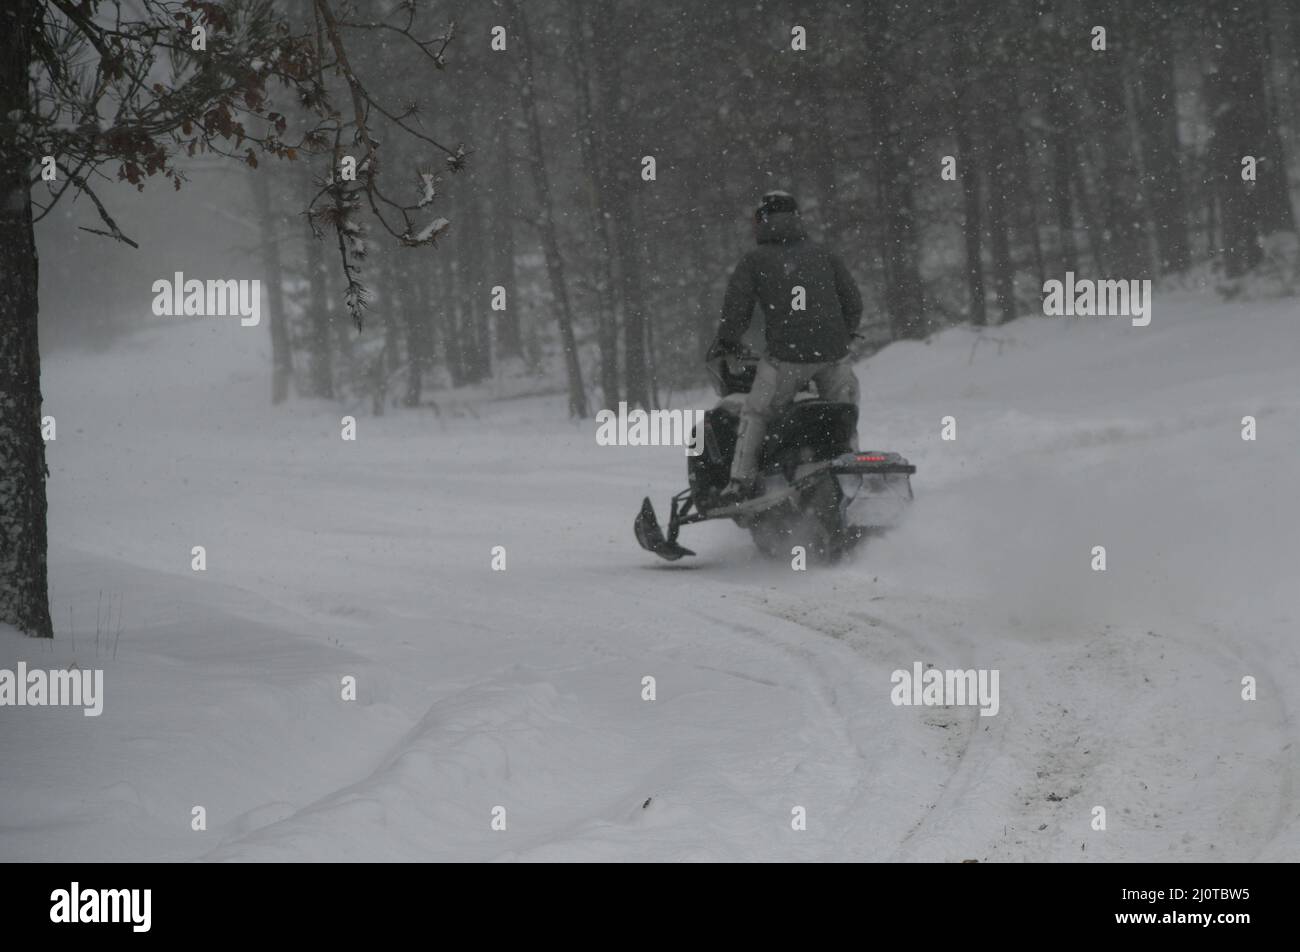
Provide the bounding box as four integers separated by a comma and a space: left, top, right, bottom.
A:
632, 190, 913, 562
709, 190, 864, 506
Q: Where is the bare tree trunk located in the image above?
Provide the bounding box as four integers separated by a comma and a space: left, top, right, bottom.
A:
1205, 152, 1220, 261
385, 277, 402, 379
591, 3, 651, 409
689, 218, 716, 357
251, 170, 292, 403
490, 117, 522, 360
1047, 78, 1080, 274
1012, 115, 1047, 293
1210, 0, 1294, 275
404, 261, 433, 406
377, 250, 401, 406
1292, 0, 1300, 146
611, 192, 651, 408
865, 5, 926, 339
0, 0, 54, 638
645, 273, 660, 410
1089, 8, 1151, 278
1074, 154, 1109, 273
1135, 8, 1191, 273
441, 222, 465, 388
808, 72, 839, 242
951, 26, 986, 326
511, 0, 589, 417
986, 169, 1016, 323
300, 0, 335, 398
458, 183, 492, 384
982, 86, 1017, 323
797, 0, 839, 242
569, 0, 621, 408
303, 183, 334, 398
1260, 15, 1296, 236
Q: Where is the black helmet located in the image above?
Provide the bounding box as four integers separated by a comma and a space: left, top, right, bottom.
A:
755, 190, 798, 224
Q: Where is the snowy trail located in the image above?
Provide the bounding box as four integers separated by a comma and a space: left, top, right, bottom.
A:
2, 290, 1298, 861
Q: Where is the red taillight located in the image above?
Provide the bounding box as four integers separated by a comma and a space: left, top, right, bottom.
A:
856, 455, 887, 462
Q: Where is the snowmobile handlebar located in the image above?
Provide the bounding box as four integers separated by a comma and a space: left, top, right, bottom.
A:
705, 350, 761, 396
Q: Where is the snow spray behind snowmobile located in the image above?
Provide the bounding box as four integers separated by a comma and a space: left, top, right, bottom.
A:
634, 352, 915, 562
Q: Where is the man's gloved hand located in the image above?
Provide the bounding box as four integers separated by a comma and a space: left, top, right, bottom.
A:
706, 338, 740, 362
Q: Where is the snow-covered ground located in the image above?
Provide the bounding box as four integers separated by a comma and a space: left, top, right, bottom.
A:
3, 290, 1298, 862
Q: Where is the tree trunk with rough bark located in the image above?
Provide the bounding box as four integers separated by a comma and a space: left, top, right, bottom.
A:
951, 26, 986, 326
511, 0, 589, 418
0, 0, 54, 638
251, 170, 293, 403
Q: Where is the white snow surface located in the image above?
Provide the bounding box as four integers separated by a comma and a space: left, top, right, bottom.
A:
2, 290, 1298, 862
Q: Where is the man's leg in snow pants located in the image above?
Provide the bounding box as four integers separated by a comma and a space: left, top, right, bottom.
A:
730, 357, 861, 486
730, 359, 807, 485
811, 359, 860, 411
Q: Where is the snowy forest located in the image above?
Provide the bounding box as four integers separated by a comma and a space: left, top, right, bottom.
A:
2, 0, 1299, 869
25, 0, 1300, 417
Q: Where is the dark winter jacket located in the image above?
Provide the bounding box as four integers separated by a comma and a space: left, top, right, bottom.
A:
716, 212, 863, 363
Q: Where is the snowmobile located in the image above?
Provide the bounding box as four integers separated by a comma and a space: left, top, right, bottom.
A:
634, 352, 915, 562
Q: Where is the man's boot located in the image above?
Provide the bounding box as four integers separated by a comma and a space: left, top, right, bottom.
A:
714, 476, 762, 508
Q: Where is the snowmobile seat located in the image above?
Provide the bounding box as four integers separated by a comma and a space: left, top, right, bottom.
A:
762, 400, 857, 467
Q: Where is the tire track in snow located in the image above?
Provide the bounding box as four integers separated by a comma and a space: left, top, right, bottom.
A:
743, 590, 1009, 861
683, 581, 993, 859
1168, 621, 1299, 861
